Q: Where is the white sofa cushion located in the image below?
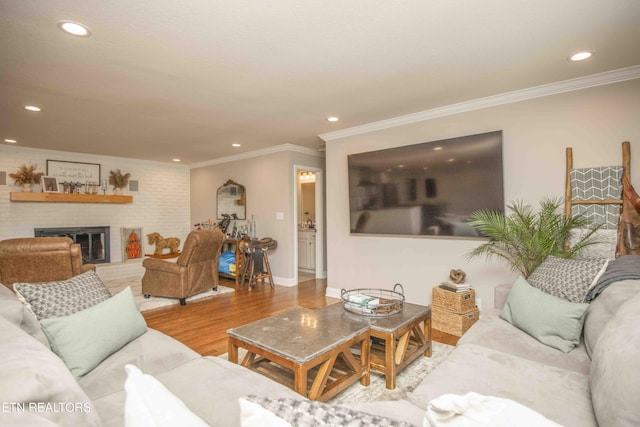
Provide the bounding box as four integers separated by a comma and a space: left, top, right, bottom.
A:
409, 343, 596, 427
0, 316, 101, 427
124, 364, 208, 427
583, 279, 640, 358
458, 314, 591, 373
590, 289, 640, 427
0, 283, 49, 347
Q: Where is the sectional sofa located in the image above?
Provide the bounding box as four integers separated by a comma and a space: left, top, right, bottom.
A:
1, 256, 639, 426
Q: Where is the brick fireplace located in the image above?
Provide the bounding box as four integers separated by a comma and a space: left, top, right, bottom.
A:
34, 226, 111, 264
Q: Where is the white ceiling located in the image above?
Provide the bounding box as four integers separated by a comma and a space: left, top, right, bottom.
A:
1, 1, 640, 164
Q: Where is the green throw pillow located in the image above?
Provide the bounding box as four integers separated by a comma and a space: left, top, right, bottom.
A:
500, 276, 589, 353
40, 286, 147, 379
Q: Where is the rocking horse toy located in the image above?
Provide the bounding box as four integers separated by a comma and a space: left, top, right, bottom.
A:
147, 232, 181, 257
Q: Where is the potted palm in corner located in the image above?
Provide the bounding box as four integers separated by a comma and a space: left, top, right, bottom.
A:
466, 198, 602, 278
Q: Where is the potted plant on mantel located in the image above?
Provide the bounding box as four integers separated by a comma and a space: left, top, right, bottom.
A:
108, 169, 131, 195
466, 198, 603, 278
9, 163, 44, 192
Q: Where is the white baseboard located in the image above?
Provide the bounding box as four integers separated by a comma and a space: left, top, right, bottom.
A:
326, 286, 343, 300
273, 276, 298, 287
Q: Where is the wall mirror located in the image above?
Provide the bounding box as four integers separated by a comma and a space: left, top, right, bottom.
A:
217, 179, 246, 220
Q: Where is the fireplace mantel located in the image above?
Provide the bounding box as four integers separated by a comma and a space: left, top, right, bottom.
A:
10, 192, 132, 204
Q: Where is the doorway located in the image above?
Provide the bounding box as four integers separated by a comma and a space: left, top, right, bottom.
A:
294, 166, 324, 283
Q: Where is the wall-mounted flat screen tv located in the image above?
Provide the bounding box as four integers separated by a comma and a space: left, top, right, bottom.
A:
348, 130, 504, 238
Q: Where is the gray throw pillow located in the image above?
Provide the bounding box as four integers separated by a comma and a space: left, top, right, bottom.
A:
590, 290, 640, 427
527, 256, 607, 303
500, 276, 589, 353
242, 395, 412, 427
13, 270, 112, 320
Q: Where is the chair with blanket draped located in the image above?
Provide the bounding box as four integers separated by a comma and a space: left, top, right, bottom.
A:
0, 237, 96, 291
142, 229, 225, 305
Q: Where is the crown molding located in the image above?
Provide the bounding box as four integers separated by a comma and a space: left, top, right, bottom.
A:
319, 65, 640, 142
190, 143, 323, 169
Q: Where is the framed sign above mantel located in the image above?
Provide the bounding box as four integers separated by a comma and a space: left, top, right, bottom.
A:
46, 160, 101, 182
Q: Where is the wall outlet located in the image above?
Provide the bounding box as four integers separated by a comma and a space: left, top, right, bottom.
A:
275, 211, 285, 220
476, 297, 482, 311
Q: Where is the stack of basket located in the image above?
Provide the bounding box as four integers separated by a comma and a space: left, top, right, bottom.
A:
431, 286, 479, 337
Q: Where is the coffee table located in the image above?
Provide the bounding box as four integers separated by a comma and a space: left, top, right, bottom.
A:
227, 306, 370, 402
321, 302, 432, 389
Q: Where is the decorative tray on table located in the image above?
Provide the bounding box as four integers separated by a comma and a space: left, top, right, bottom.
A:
341, 283, 405, 317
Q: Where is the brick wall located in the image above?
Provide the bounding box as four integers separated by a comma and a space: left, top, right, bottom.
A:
1, 145, 190, 282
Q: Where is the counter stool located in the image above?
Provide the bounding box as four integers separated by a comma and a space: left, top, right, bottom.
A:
239, 237, 277, 288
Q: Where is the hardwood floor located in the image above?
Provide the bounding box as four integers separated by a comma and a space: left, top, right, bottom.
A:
143, 278, 459, 356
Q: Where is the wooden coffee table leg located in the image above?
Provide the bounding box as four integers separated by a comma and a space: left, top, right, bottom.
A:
360, 334, 370, 386
383, 332, 397, 389
294, 365, 308, 397
228, 339, 239, 363
425, 316, 432, 357
308, 357, 335, 400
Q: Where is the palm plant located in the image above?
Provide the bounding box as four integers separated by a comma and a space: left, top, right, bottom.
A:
466, 198, 602, 278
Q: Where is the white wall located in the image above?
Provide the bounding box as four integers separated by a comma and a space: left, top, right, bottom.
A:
325, 79, 640, 310
1, 145, 190, 280
190, 146, 325, 285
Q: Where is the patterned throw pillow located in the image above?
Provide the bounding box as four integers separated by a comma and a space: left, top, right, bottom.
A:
13, 270, 112, 320
241, 396, 412, 427
527, 256, 608, 303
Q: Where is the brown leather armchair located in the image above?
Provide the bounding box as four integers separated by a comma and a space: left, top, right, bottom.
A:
0, 237, 96, 290
142, 229, 225, 305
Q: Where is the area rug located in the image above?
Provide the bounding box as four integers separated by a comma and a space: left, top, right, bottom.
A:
219, 341, 454, 404
135, 285, 235, 312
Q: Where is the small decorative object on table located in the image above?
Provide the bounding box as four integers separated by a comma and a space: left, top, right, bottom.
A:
341, 283, 404, 317
146, 232, 181, 258
440, 268, 471, 293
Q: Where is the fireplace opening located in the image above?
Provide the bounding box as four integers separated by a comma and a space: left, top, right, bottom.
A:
34, 226, 111, 264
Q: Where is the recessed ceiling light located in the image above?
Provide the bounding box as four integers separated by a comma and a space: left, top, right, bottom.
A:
232, 143, 241, 147
4, 139, 17, 143
172, 158, 181, 162
58, 21, 92, 37
24, 105, 41, 112
569, 51, 592, 61
327, 116, 339, 122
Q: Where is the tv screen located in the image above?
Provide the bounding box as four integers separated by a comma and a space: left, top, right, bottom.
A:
348, 130, 504, 238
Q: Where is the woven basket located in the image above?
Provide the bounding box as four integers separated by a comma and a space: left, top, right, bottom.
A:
432, 307, 479, 337
432, 286, 476, 314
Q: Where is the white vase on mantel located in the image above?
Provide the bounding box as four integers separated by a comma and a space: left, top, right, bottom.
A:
114, 188, 123, 196
22, 183, 33, 192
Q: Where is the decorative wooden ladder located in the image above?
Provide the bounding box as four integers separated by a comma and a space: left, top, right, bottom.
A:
564, 141, 638, 255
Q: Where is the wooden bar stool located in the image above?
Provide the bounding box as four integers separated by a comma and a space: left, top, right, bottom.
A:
239, 237, 277, 288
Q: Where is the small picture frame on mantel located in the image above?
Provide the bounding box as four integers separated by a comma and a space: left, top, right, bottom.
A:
121, 227, 144, 262
41, 176, 59, 193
